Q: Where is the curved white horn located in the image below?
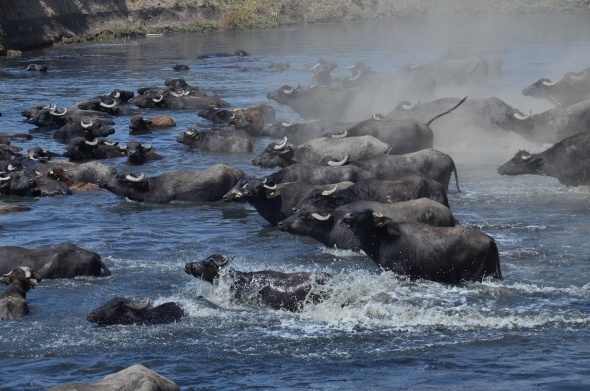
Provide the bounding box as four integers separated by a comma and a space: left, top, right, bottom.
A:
263, 183, 277, 190
185, 129, 196, 136
311, 213, 332, 221
331, 130, 348, 139
281, 120, 293, 127
99, 100, 117, 108
112, 91, 121, 98
373, 113, 387, 121
125, 172, 145, 182
541, 79, 558, 86
408, 62, 419, 69
321, 185, 338, 196
152, 95, 164, 103
401, 100, 418, 110
85, 139, 99, 146
7, 165, 16, 171
273, 136, 288, 150
327, 154, 349, 166
283, 86, 294, 95
183, 90, 191, 96
80, 119, 94, 129
170, 90, 184, 97
0, 172, 11, 181
514, 111, 531, 120
104, 141, 118, 146
569, 70, 587, 81
348, 70, 361, 81
51, 107, 68, 116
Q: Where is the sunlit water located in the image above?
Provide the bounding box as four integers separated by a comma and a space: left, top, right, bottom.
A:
1, 12, 590, 390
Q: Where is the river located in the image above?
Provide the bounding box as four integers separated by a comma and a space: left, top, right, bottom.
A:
1, 11, 590, 391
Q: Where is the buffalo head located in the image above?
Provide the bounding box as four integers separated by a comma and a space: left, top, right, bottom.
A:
184, 254, 232, 283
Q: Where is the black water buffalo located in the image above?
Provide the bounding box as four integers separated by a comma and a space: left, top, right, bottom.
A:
176, 128, 254, 153
386, 96, 528, 134
53, 117, 116, 142
76, 96, 140, 116
63, 137, 126, 161
198, 104, 276, 136
497, 132, 590, 187
222, 178, 353, 226
401, 57, 489, 90
184, 254, 332, 312
133, 89, 230, 110
340, 209, 503, 283
267, 84, 365, 122
25, 146, 60, 163
128, 115, 176, 134
103, 163, 245, 203
0, 170, 37, 196
87, 297, 185, 326
278, 198, 455, 251
26, 64, 48, 72
25, 106, 113, 129
36, 160, 117, 186
500, 99, 590, 144
522, 68, 590, 107
293, 174, 449, 214
252, 135, 391, 169
340, 96, 467, 155
263, 119, 354, 145
0, 243, 110, 279
109, 89, 135, 103
263, 163, 373, 185
0, 267, 42, 320
332, 148, 460, 192
125, 140, 163, 165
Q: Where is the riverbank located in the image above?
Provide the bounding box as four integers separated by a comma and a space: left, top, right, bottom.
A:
1, 0, 589, 53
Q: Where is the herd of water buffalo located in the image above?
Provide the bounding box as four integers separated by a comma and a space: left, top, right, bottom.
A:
2, 47, 590, 331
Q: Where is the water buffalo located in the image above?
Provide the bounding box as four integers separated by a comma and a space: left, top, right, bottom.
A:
129, 115, 176, 134
222, 178, 353, 226
339, 96, 467, 155
0, 243, 110, 279
0, 170, 37, 196
103, 163, 245, 203
133, 89, 230, 110
277, 198, 455, 251
0, 267, 42, 320
263, 119, 354, 145
184, 254, 332, 312
497, 132, 590, 187
252, 135, 391, 169
501, 99, 590, 144
293, 174, 449, 214
522, 68, 590, 107
125, 140, 163, 165
87, 297, 185, 326
36, 160, 117, 186
26, 64, 48, 72
109, 89, 135, 103
385, 96, 527, 134
53, 117, 116, 142
176, 128, 254, 153
401, 57, 489, 90
340, 209, 503, 283
267, 84, 365, 122
198, 104, 276, 137
331, 148, 460, 192
63, 137, 126, 161
76, 96, 140, 116
47, 364, 180, 391
263, 162, 373, 185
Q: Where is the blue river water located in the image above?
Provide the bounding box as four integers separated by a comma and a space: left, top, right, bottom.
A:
1, 11, 590, 390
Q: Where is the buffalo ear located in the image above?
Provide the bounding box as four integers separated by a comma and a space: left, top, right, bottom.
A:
375, 218, 400, 237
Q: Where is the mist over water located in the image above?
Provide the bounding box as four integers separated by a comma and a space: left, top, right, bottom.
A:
1, 11, 590, 390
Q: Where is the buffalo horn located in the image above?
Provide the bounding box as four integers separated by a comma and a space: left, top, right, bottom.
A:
0, 172, 11, 181
170, 90, 184, 97
348, 69, 361, 81
85, 138, 99, 146
152, 95, 164, 103
401, 100, 418, 110
283, 86, 294, 95
327, 154, 350, 166
214, 257, 231, 267
7, 165, 16, 171
185, 129, 196, 136
514, 111, 531, 120
331, 130, 348, 139
281, 120, 293, 127
112, 91, 121, 98
125, 172, 145, 182
321, 185, 338, 196
541, 79, 558, 86
372, 212, 383, 218
50, 107, 68, 116
104, 141, 118, 146
273, 136, 288, 150
80, 119, 94, 129
408, 62, 419, 69
373, 113, 387, 121
311, 213, 332, 221
183, 90, 191, 96
263, 182, 277, 190
569, 70, 587, 81
126, 298, 151, 311
99, 100, 117, 109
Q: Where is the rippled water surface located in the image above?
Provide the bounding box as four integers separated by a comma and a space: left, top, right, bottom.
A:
1, 12, 590, 390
